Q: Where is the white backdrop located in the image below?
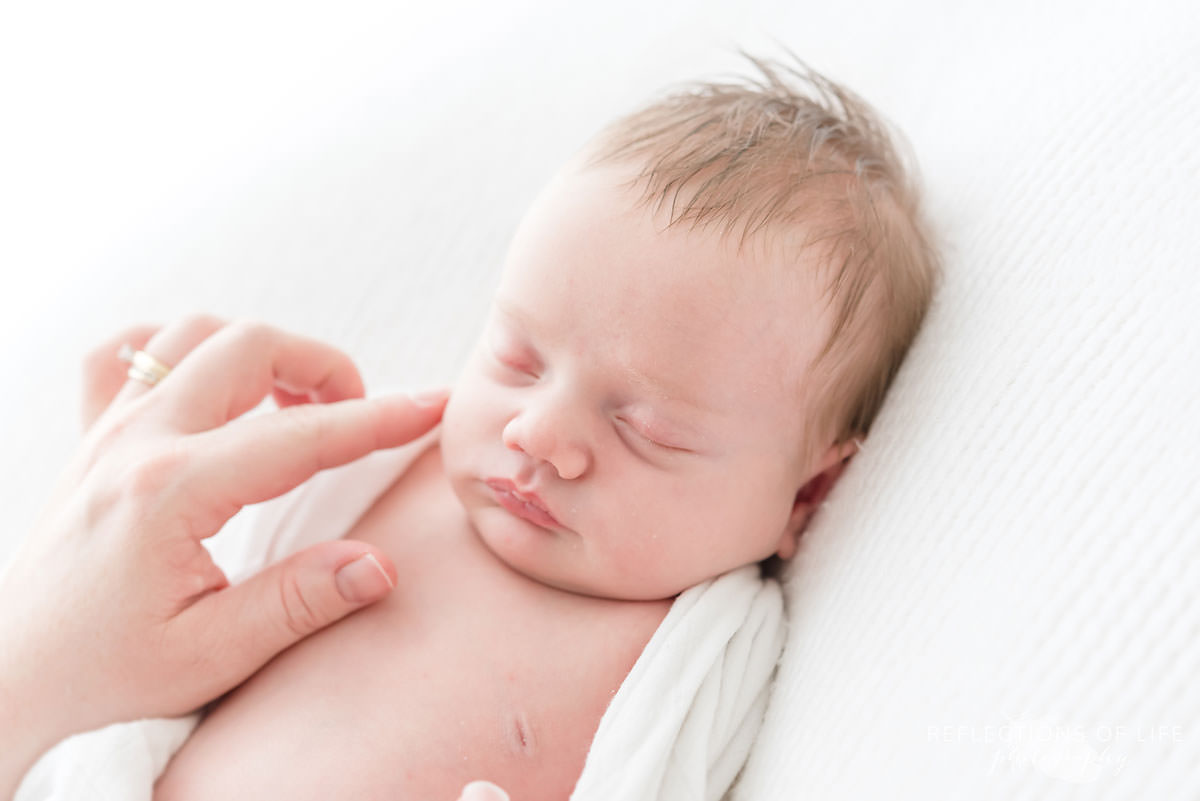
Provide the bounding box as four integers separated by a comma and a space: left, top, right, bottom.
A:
2, 0, 1198, 798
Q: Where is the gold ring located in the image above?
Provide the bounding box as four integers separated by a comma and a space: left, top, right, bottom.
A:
118, 343, 173, 387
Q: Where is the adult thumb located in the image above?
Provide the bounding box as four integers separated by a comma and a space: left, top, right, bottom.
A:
176, 540, 397, 697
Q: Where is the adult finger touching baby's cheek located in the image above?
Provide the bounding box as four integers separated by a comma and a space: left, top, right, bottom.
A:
458, 781, 511, 801
180, 390, 450, 535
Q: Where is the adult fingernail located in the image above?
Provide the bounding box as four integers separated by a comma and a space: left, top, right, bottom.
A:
335, 553, 394, 604
412, 387, 450, 407
461, 781, 510, 801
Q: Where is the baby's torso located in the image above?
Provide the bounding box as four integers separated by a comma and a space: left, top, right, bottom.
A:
153, 441, 672, 801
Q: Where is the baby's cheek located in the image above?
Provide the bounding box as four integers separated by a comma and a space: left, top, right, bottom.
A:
600, 512, 659, 565
441, 382, 501, 456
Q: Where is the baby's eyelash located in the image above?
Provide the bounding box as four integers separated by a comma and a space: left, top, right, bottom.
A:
617, 417, 689, 454
492, 350, 538, 377
508, 361, 538, 377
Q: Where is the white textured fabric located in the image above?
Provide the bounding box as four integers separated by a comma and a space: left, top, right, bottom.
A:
13, 718, 195, 801
728, 3, 1200, 799
3, 1, 1199, 799
572, 567, 783, 801
17, 420, 783, 801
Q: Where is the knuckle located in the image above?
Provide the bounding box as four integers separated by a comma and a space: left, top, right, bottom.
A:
225, 317, 272, 345
278, 570, 323, 638
279, 402, 328, 444
121, 442, 190, 500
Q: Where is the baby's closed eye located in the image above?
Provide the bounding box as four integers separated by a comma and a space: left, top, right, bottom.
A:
615, 416, 691, 454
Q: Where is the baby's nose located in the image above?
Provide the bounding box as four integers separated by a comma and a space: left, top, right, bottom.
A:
501, 413, 588, 480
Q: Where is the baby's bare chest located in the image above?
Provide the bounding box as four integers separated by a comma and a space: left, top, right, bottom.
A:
154, 455, 670, 801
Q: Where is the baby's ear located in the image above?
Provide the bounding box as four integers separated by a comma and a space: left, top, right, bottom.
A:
779, 438, 862, 556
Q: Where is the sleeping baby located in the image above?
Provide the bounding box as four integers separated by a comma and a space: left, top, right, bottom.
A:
149, 51, 940, 801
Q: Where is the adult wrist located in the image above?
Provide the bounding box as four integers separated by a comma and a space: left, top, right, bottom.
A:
0, 637, 77, 799
1, 696, 62, 800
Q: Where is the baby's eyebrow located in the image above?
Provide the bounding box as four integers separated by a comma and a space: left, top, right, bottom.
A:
620, 364, 706, 413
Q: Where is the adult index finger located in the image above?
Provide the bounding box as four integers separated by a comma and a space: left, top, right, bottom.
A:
179, 390, 449, 537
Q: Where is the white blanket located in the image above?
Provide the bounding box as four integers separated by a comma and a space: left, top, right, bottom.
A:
17, 413, 784, 801
6, 2, 1199, 797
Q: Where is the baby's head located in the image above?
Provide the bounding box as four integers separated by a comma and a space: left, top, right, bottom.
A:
441, 52, 940, 600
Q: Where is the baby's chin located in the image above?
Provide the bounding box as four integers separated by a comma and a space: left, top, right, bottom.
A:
466, 511, 687, 602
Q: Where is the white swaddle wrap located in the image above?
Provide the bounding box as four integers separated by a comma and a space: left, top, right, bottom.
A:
17, 417, 785, 801
571, 563, 785, 801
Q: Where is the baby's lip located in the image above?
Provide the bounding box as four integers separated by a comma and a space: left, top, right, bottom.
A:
483, 478, 563, 529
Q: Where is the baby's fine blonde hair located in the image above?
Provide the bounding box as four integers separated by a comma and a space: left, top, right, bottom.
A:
581, 48, 942, 470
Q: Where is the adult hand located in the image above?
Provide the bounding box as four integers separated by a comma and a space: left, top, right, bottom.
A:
0, 316, 449, 796
458, 780, 512, 801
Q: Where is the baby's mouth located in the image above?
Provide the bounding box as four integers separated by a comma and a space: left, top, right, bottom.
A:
484, 479, 563, 530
